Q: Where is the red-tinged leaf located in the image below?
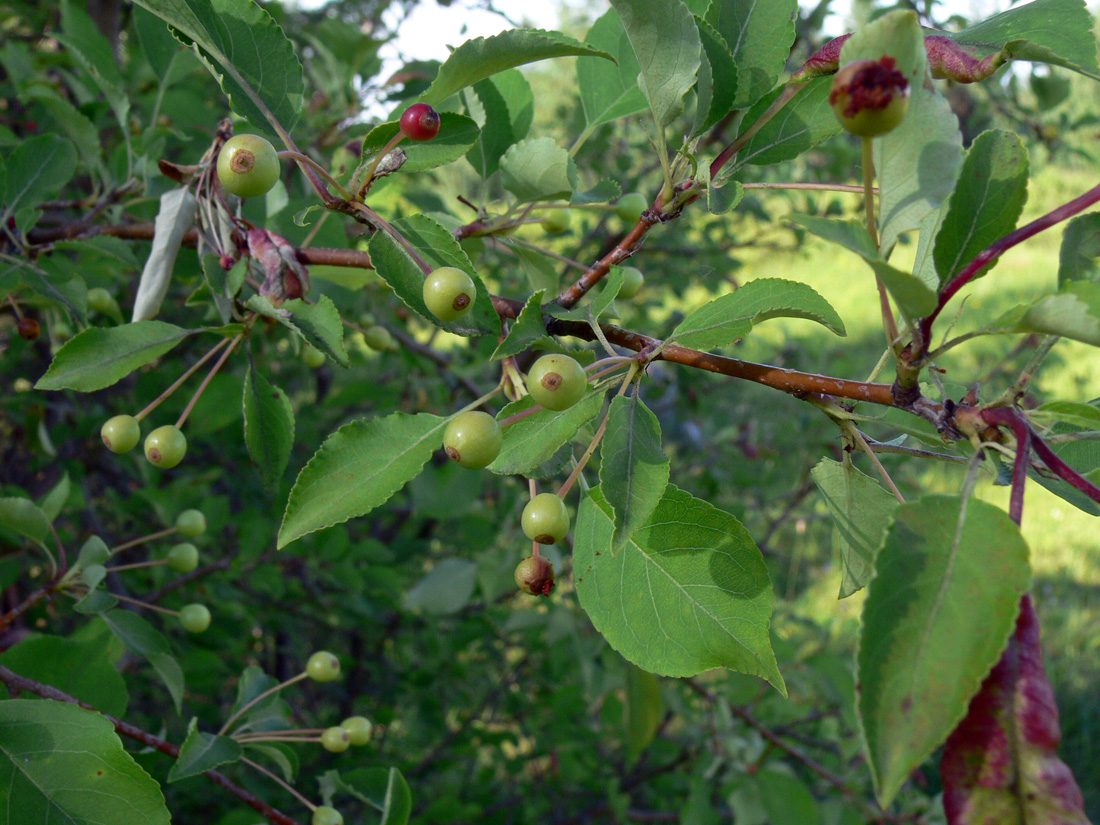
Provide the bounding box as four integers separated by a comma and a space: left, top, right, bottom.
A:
941, 594, 1090, 825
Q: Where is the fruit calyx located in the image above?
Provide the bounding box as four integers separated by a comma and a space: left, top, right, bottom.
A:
515, 555, 556, 597
828, 57, 910, 138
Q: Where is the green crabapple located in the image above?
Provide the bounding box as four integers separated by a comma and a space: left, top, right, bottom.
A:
306, 651, 341, 682
527, 354, 587, 411
828, 57, 910, 138
217, 134, 281, 198
522, 493, 570, 545
443, 411, 502, 469
618, 266, 645, 300
144, 425, 187, 469
615, 192, 648, 224
541, 208, 573, 233
340, 716, 373, 745
101, 415, 141, 454
175, 509, 206, 538
321, 726, 351, 753
166, 543, 200, 573
178, 603, 211, 633
312, 807, 343, 825
515, 555, 556, 597
422, 267, 476, 322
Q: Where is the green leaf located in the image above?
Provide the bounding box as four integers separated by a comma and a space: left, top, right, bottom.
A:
757, 770, 820, 825
625, 662, 662, 764
404, 558, 478, 615
465, 72, 532, 178
0, 497, 50, 546
75, 536, 110, 570
0, 699, 170, 825
100, 610, 185, 713
279, 412, 447, 548
1029, 400, 1100, 431
600, 394, 670, 553
130, 0, 304, 132
705, 0, 796, 110
0, 134, 77, 220
35, 321, 194, 392
167, 718, 243, 782
571, 179, 622, 206
489, 392, 605, 477
0, 633, 128, 718
1058, 213, 1100, 286
368, 216, 497, 336
858, 495, 1031, 806
1027, 413, 1100, 517
811, 458, 900, 599
500, 137, 577, 202
544, 265, 625, 323
575, 485, 784, 691
1004, 281, 1100, 346
243, 743, 297, 782
58, 2, 130, 141
359, 113, 479, 175
874, 93, 961, 254
609, 0, 701, 131
577, 9, 649, 129
243, 360, 295, 490
245, 295, 348, 366
38, 474, 70, 522
422, 27, 614, 106
735, 77, 842, 170
933, 130, 1029, 285
491, 290, 547, 360
949, 0, 1100, 80
670, 277, 845, 350
691, 16, 738, 137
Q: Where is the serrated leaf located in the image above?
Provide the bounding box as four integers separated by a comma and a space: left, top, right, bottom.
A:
421, 28, 613, 106
933, 130, 1029, 285
600, 394, 670, 553
577, 9, 649, 130
1029, 400, 1100, 431
132, 187, 196, 322
38, 474, 70, 523
705, 0, 796, 110
857, 495, 1031, 806
691, 16, 738, 136
35, 321, 195, 392
811, 458, 899, 598
279, 412, 447, 548
100, 610, 185, 713
941, 595, 1091, 824
167, 718, 243, 782
610, 0, 701, 131
575, 485, 784, 690
243, 360, 294, 490
0, 700, 170, 825
544, 266, 625, 323
246, 295, 349, 366
1058, 213, 1100, 286
404, 558, 478, 615
359, 113, 479, 175
489, 392, 604, 477
0, 134, 77, 220
368, 216, 497, 336
0, 497, 50, 546
1006, 281, 1100, 346
671, 277, 845, 350
734, 76, 842, 170
491, 290, 547, 360
500, 137, 578, 202
948, 0, 1100, 80
131, 0, 304, 132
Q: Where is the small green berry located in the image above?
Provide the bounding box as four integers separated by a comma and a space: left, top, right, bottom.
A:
175, 509, 206, 538
321, 726, 351, 753
515, 555, 555, 597
217, 134, 281, 198
541, 208, 572, 233
87, 287, 119, 315
615, 192, 648, 224
828, 57, 910, 138
302, 344, 326, 369
340, 716, 373, 746
422, 267, 476, 322
101, 415, 141, 454
522, 493, 570, 545
306, 651, 341, 682
144, 425, 187, 469
363, 326, 395, 352
442, 411, 502, 469
312, 807, 343, 825
166, 543, 200, 573
618, 266, 644, 300
527, 354, 587, 411
179, 603, 211, 633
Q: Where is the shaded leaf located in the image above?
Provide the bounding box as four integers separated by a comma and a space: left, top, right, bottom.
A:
167, 718, 243, 782
100, 610, 185, 713
489, 392, 604, 477
600, 394, 670, 553
705, 0, 796, 109
243, 360, 294, 489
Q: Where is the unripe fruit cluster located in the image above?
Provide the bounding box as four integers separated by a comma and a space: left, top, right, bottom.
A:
217, 134, 281, 198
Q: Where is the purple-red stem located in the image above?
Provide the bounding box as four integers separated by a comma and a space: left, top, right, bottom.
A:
981, 407, 1030, 525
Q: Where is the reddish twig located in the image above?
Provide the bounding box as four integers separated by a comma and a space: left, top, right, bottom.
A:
980, 407, 1031, 524
0, 665, 304, 825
